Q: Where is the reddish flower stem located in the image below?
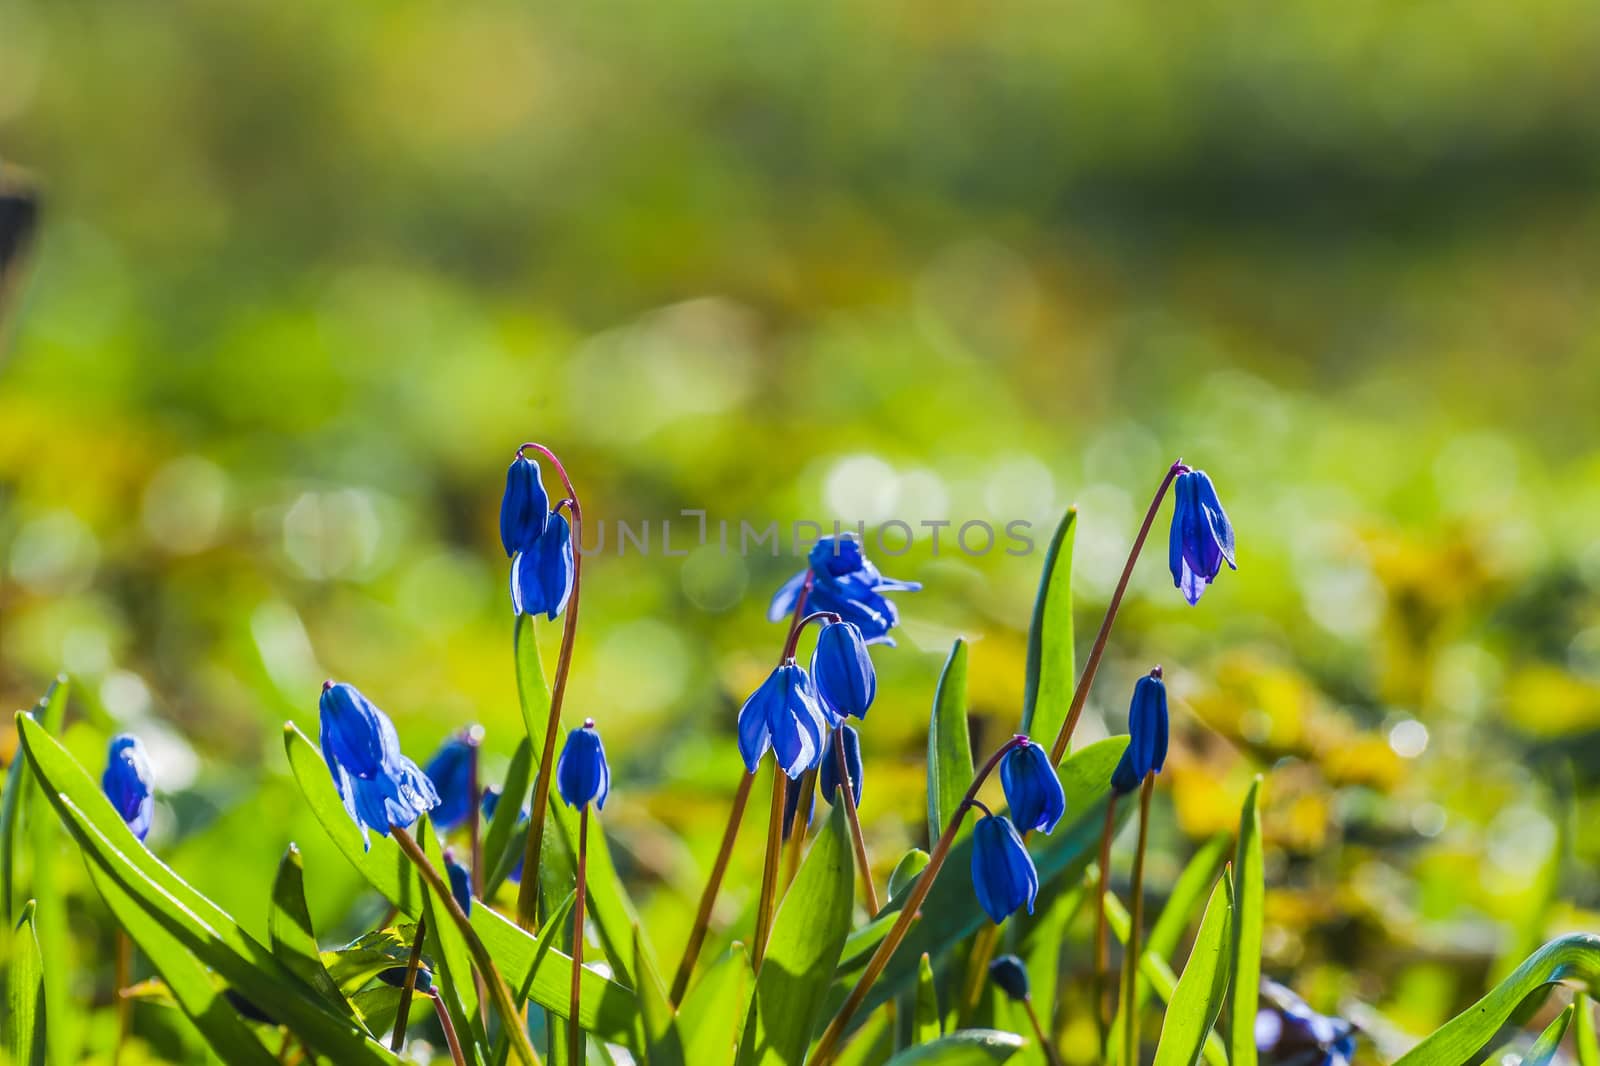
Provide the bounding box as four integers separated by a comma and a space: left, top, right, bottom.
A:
569, 805, 590, 1066
1122, 773, 1155, 1066
390, 915, 428, 1051
831, 724, 880, 914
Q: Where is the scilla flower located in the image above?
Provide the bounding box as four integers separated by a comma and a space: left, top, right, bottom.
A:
1126, 669, 1169, 781
556, 719, 610, 809
1000, 739, 1065, 833
1256, 979, 1357, 1066
423, 732, 479, 832
769, 536, 921, 646
500, 453, 550, 556
318, 681, 440, 849
102, 734, 154, 842
819, 724, 863, 807
988, 954, 1031, 1002
737, 663, 829, 778
510, 510, 574, 620
811, 620, 876, 721
445, 851, 473, 915
971, 813, 1038, 924
1110, 748, 1141, 796
1169, 469, 1236, 605
481, 788, 528, 882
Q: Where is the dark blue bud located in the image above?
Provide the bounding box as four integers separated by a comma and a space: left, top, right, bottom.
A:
737, 663, 828, 779
500, 454, 550, 557
1169, 469, 1236, 606
481, 787, 529, 882
424, 734, 479, 832
510, 511, 575, 620
988, 954, 1031, 1002
819, 724, 864, 808
102, 734, 154, 842
1110, 748, 1141, 796
556, 720, 610, 809
970, 814, 1038, 924
811, 621, 876, 721
1000, 740, 1065, 834
1126, 672, 1169, 780
782, 774, 815, 841
446, 853, 472, 916
378, 965, 435, 995
224, 990, 278, 1025
318, 681, 440, 849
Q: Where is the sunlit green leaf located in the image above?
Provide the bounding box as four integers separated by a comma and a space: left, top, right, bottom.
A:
1020, 508, 1076, 748
1523, 1003, 1573, 1066
1577, 992, 1599, 1066
269, 844, 356, 1019
1151, 872, 1234, 1066
1, 678, 65, 926
484, 737, 534, 897
1103, 890, 1229, 1066
679, 944, 753, 1066
913, 953, 941, 1046
1229, 778, 1264, 1066
636, 925, 686, 1066
884, 1029, 1025, 1065
9, 900, 47, 1066
928, 639, 974, 848
888, 850, 930, 902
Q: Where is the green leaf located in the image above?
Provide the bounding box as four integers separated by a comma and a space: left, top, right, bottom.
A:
1102, 891, 1228, 1066
888, 849, 931, 902
269, 844, 356, 1019
1228, 778, 1264, 1066
928, 639, 974, 848
636, 925, 686, 1066
678, 944, 753, 1066
1020, 508, 1076, 747
1, 678, 65, 926
884, 1029, 1025, 1065
514, 614, 554, 745
1523, 1004, 1573, 1066
88, 866, 280, 1066
1576, 993, 1598, 1066
413, 818, 489, 1057
912, 953, 942, 1045
21, 683, 72, 1066
1151, 872, 1234, 1066
484, 737, 534, 897
281, 721, 640, 1046
492, 891, 576, 1066
322, 926, 418, 995
9, 900, 47, 1066
737, 801, 856, 1066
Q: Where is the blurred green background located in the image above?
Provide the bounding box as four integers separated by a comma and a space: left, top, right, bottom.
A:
3, 0, 1600, 1060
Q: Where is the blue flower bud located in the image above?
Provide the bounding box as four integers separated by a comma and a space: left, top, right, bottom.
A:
970, 814, 1038, 924
1169, 469, 1236, 605
500, 454, 550, 557
102, 734, 154, 842
446, 852, 473, 916
767, 536, 922, 646
811, 621, 876, 721
1110, 748, 1141, 796
378, 964, 435, 995
736, 663, 828, 779
819, 724, 864, 808
988, 954, 1031, 1002
481, 787, 529, 882
1126, 671, 1169, 781
1000, 740, 1065, 834
318, 681, 440, 850
782, 774, 815, 841
556, 719, 610, 810
423, 734, 479, 832
510, 511, 575, 620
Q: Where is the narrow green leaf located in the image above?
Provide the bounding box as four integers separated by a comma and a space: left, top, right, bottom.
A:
492, 891, 576, 1066
884, 1029, 1025, 1065
88, 866, 280, 1066
514, 614, 554, 745
1021, 508, 1077, 746
889, 849, 931, 902
835, 1012, 892, 1066
0, 678, 64, 924
9, 900, 47, 1066
414, 819, 488, 1057
269, 844, 356, 1018
1523, 1004, 1574, 1066
678, 944, 753, 1066
913, 953, 942, 1045
484, 737, 534, 897
1229, 778, 1265, 1066
1103, 891, 1229, 1066
1577, 992, 1599, 1066
636, 925, 686, 1066
322, 926, 418, 996
1151, 873, 1235, 1066
928, 639, 974, 847
22, 682, 71, 1066
738, 801, 856, 1066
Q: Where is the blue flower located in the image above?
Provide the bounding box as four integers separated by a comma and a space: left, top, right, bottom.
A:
811, 621, 876, 721
500, 454, 550, 557
737, 663, 829, 779
423, 734, 479, 832
318, 681, 440, 850
1126, 671, 1169, 781
970, 814, 1038, 924
988, 954, 1031, 1002
819, 724, 863, 807
510, 511, 575, 620
102, 734, 154, 842
1169, 469, 1236, 605
1255, 979, 1357, 1066
556, 719, 610, 809
481, 788, 528, 883
446, 852, 473, 915
1000, 740, 1065, 834
1110, 748, 1141, 796
768, 536, 922, 646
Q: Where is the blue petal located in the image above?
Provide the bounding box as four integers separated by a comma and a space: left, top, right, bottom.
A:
1127, 674, 1169, 779
500, 455, 550, 557
737, 671, 782, 771
1000, 743, 1064, 834
424, 738, 476, 831
1190, 470, 1236, 570
1170, 472, 1196, 590
768, 665, 824, 778
767, 569, 809, 623
1110, 747, 1141, 795
320, 683, 393, 780
811, 621, 877, 720
512, 513, 575, 620
819, 724, 864, 807
557, 724, 611, 809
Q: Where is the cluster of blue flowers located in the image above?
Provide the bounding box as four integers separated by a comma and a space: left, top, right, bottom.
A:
502, 452, 576, 620
769, 537, 922, 646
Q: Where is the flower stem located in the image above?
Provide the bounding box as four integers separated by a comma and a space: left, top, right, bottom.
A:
831, 724, 879, 914
1122, 773, 1155, 1066
568, 805, 589, 1066
1049, 460, 1188, 765
516, 442, 584, 935
392, 826, 541, 1066
751, 766, 788, 970
1093, 795, 1119, 1057
390, 916, 428, 1051
781, 767, 815, 892
1022, 995, 1065, 1066
809, 736, 1029, 1065
669, 572, 814, 1002
431, 992, 468, 1066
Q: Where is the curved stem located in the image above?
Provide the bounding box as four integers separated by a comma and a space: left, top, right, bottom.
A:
516, 443, 584, 934
430, 993, 469, 1066
1050, 460, 1188, 765
831, 725, 879, 914
1023, 996, 1065, 1066
1122, 774, 1155, 1066
1093, 795, 1119, 1057
569, 806, 590, 1066
810, 736, 1029, 1064
390, 916, 428, 1051
780, 610, 842, 661
751, 767, 788, 970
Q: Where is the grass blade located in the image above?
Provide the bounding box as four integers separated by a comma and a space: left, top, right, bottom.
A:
269, 844, 356, 1019
1576, 992, 1598, 1066
1103, 891, 1229, 1066
913, 953, 942, 1045
1228, 778, 1264, 1066
1021, 508, 1076, 745
1523, 1003, 1573, 1066
9, 900, 47, 1066
928, 639, 974, 846
678, 944, 753, 1066
1, 677, 65, 925
1151, 871, 1234, 1066
883, 1029, 1025, 1065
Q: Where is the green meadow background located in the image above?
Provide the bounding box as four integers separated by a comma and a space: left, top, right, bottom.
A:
3, 0, 1600, 1061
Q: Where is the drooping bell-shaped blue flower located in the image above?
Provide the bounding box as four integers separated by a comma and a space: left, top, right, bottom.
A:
811, 621, 876, 721
481, 787, 528, 883
500, 454, 550, 557
424, 733, 479, 832
737, 663, 829, 779
1255, 979, 1358, 1066
556, 719, 610, 810
988, 954, 1031, 1002
102, 734, 154, 842
819, 724, 863, 807
445, 852, 473, 915
971, 814, 1038, 924
1000, 739, 1065, 834
1126, 670, 1169, 781
1169, 469, 1236, 605
768, 536, 922, 646
510, 511, 575, 620
318, 681, 440, 849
